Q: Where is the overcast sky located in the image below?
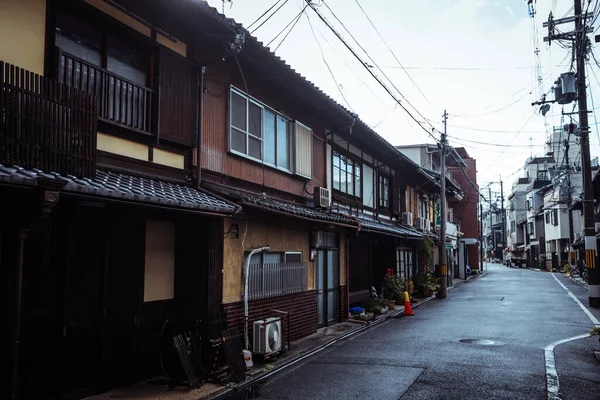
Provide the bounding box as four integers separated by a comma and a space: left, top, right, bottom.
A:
206, 0, 600, 190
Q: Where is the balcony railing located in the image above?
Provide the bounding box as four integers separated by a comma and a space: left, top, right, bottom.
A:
0, 61, 97, 178
246, 262, 309, 301
58, 51, 153, 134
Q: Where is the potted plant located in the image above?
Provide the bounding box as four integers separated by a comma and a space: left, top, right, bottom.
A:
364, 297, 389, 315
383, 275, 405, 305
419, 267, 440, 297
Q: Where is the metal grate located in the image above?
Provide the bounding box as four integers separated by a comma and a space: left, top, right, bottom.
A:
247, 262, 308, 301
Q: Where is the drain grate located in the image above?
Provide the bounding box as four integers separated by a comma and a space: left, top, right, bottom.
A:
459, 339, 495, 345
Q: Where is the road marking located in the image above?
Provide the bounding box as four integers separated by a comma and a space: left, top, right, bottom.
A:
551, 273, 600, 325
544, 334, 590, 400
544, 274, 600, 399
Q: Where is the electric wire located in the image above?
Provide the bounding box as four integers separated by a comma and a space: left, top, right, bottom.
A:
353, 0, 438, 114
304, 10, 355, 112
266, 4, 308, 51
247, 0, 285, 30
250, 0, 291, 34
316, 0, 438, 137
305, 1, 439, 143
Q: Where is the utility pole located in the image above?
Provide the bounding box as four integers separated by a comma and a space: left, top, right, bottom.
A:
543, 0, 598, 307
574, 0, 599, 307
480, 198, 484, 271
438, 110, 448, 299
489, 187, 493, 260
564, 139, 575, 263
500, 178, 506, 261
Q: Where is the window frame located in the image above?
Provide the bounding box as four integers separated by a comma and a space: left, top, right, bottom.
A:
332, 149, 362, 199
229, 86, 293, 173
378, 172, 391, 211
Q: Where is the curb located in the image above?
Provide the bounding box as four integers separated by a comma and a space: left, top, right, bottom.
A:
205, 294, 440, 400
569, 275, 589, 289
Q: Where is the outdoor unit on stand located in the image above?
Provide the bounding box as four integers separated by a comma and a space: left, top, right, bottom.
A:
314, 187, 331, 208
425, 219, 431, 232
415, 217, 425, 231
253, 317, 282, 357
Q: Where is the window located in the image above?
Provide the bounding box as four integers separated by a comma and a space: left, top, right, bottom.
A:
525, 200, 531, 211
397, 248, 414, 280
420, 197, 428, 218
527, 222, 534, 235
511, 220, 516, 233
333, 151, 361, 198
230, 88, 291, 170
538, 170, 548, 180
245, 251, 308, 300
551, 209, 558, 226
545, 212, 550, 224
378, 174, 390, 210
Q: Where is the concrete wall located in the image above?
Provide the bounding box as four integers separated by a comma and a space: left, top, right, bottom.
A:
0, 0, 46, 74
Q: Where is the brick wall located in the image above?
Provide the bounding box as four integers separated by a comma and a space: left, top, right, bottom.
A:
340, 285, 348, 321
224, 290, 317, 344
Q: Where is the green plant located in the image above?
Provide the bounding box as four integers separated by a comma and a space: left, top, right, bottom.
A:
383, 275, 405, 301
363, 297, 388, 312
419, 267, 441, 292
421, 237, 435, 261
590, 326, 600, 343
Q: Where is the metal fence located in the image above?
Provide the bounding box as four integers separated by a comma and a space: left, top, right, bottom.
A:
247, 262, 308, 301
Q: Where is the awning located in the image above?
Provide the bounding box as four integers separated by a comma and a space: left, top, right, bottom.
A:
205, 182, 359, 227
0, 164, 240, 215
357, 218, 424, 239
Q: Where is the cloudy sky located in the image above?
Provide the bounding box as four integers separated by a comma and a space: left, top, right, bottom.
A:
206, 0, 600, 188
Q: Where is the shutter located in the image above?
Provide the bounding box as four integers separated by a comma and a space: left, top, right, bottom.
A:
294, 121, 312, 178
158, 49, 198, 145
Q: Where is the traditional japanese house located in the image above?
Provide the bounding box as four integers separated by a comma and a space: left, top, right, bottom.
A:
1, 0, 240, 398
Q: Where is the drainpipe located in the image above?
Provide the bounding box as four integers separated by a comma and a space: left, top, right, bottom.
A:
243, 246, 270, 350
10, 228, 28, 400
195, 66, 206, 188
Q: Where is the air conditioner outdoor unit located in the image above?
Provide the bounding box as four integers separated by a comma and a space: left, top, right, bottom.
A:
253, 317, 282, 355
401, 212, 413, 226
415, 217, 425, 231
424, 219, 431, 232
311, 230, 325, 248
314, 187, 331, 208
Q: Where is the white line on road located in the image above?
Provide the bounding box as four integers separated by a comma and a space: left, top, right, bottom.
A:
544, 334, 590, 400
544, 274, 600, 400
551, 273, 600, 325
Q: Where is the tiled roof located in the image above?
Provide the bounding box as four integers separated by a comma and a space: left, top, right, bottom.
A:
0, 164, 239, 214
205, 183, 359, 226
358, 218, 423, 239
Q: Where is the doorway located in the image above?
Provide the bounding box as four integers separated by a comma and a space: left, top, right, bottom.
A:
316, 249, 340, 328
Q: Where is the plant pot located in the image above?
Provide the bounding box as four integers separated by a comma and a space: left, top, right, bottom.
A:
395, 298, 403, 305
423, 289, 431, 297
388, 300, 396, 309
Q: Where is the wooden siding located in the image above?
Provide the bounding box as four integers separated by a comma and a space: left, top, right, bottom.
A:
0, 61, 97, 178
201, 66, 326, 197
158, 50, 197, 145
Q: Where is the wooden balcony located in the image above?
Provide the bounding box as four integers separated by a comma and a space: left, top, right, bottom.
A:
0, 61, 97, 178
58, 51, 153, 135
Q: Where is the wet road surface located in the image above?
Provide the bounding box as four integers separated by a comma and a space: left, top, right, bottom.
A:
227, 263, 600, 400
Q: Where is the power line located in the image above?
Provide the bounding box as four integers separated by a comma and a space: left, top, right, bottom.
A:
353, 0, 438, 114
304, 1, 439, 143
250, 0, 291, 34
267, 4, 308, 51
485, 113, 537, 167
247, 0, 286, 30
304, 10, 354, 112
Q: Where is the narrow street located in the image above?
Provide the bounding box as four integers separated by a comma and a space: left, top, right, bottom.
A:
239, 264, 600, 400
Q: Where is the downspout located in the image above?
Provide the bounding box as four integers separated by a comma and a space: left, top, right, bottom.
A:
10, 228, 28, 400
243, 245, 270, 350
195, 66, 206, 188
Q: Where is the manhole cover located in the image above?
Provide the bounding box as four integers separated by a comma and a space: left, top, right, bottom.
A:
459, 339, 495, 345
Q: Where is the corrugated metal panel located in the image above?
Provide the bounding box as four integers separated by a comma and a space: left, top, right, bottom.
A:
295, 122, 312, 179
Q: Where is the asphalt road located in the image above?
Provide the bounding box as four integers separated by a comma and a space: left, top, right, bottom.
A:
238, 263, 600, 400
